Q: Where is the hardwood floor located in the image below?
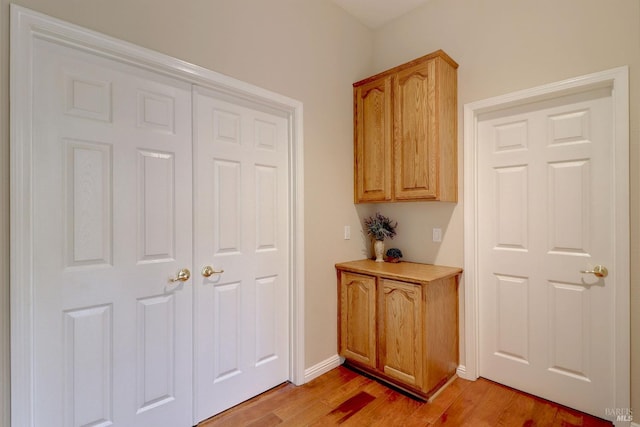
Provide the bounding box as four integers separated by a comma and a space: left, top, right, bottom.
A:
198, 366, 612, 426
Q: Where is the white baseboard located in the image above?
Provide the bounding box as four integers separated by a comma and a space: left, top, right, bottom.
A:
303, 354, 343, 383
305, 358, 468, 384
630, 422, 638, 427
456, 364, 477, 381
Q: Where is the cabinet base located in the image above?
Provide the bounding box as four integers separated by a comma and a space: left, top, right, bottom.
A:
341, 360, 456, 402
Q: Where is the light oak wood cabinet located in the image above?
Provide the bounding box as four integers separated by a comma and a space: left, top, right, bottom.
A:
353, 50, 458, 203
339, 272, 377, 368
336, 259, 462, 399
380, 279, 424, 389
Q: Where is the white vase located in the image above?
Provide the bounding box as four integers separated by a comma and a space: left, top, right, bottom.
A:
374, 240, 385, 262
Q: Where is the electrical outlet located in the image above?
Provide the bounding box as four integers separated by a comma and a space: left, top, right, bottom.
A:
344, 225, 351, 240
432, 228, 442, 242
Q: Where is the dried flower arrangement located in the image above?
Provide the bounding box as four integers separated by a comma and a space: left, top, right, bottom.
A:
364, 212, 397, 241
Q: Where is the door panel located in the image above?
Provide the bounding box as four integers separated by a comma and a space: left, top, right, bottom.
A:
478, 87, 613, 416
63, 304, 113, 426
393, 60, 436, 200
380, 279, 423, 388
194, 88, 290, 421
32, 37, 193, 426
354, 77, 393, 202
339, 272, 377, 368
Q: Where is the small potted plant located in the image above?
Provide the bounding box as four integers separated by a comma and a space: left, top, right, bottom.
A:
385, 248, 403, 263
364, 212, 397, 262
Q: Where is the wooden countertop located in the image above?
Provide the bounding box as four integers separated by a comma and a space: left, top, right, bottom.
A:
335, 259, 462, 283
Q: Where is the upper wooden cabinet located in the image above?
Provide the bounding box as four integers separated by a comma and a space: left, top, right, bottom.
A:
353, 50, 458, 203
354, 75, 393, 202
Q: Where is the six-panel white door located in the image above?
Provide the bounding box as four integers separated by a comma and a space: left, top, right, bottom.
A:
32, 38, 193, 426
193, 87, 290, 422
477, 86, 615, 416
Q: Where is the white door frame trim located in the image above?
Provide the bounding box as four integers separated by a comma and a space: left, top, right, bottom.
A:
10, 5, 305, 426
461, 67, 630, 420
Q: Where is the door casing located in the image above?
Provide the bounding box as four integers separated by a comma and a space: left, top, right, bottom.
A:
9, 5, 305, 426
461, 67, 629, 421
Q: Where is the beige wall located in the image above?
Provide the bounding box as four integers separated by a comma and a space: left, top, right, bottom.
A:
370, 0, 639, 415
0, 1, 372, 425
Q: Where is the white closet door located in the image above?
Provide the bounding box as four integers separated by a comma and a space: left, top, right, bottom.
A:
193, 87, 290, 422
31, 37, 193, 426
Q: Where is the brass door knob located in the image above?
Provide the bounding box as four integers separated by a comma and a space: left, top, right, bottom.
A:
202, 265, 224, 277
169, 268, 191, 282
580, 265, 608, 278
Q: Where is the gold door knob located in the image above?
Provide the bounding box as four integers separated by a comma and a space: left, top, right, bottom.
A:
580, 265, 608, 278
169, 268, 191, 282
201, 265, 224, 277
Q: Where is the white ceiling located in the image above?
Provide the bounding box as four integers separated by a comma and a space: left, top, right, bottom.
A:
332, 0, 431, 29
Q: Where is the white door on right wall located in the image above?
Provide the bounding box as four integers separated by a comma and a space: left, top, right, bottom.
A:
477, 86, 615, 417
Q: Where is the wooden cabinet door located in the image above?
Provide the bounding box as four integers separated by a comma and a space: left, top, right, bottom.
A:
339, 272, 377, 368
379, 279, 423, 388
393, 60, 438, 200
354, 76, 392, 203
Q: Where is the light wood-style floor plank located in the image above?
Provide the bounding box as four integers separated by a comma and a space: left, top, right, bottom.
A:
198, 366, 612, 427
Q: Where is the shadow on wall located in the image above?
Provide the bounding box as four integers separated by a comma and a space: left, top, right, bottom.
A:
353, 202, 458, 265
354, 203, 377, 259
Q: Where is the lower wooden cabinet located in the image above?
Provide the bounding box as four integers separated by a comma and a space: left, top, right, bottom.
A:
336, 259, 462, 399
339, 272, 377, 368
380, 279, 423, 388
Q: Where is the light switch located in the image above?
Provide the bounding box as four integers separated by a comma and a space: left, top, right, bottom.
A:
344, 225, 351, 240
433, 228, 442, 242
